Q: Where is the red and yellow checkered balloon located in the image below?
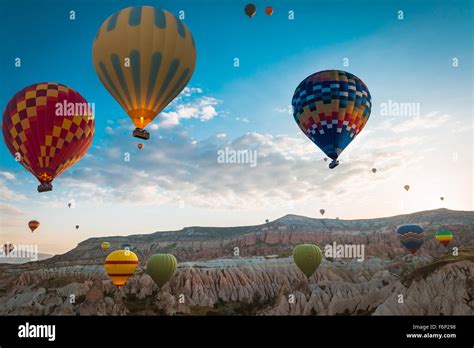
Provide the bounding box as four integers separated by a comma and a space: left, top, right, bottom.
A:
2, 82, 94, 190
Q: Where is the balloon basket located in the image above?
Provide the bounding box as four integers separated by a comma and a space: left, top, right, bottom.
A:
328, 159, 339, 169
37, 182, 53, 193
133, 128, 150, 140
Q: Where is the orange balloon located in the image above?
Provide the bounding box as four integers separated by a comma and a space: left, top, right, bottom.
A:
265, 6, 273, 16
138, 143, 144, 150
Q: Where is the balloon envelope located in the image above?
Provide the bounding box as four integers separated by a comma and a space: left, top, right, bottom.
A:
372, 168, 377, 173
435, 230, 453, 247
101, 242, 111, 251
138, 143, 143, 150
397, 225, 424, 254
28, 220, 40, 232
320, 209, 325, 216
2, 83, 94, 191
105, 250, 139, 287
265, 6, 273, 16
244, 4, 256, 17
147, 254, 177, 288
92, 6, 196, 135
292, 70, 371, 166
404, 185, 410, 191
293, 244, 322, 278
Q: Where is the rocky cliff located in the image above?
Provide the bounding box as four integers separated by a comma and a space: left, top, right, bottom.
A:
0, 209, 472, 316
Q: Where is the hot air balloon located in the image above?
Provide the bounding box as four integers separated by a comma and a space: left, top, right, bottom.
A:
292, 70, 371, 169
146, 254, 177, 288
244, 4, 256, 17
435, 230, 453, 247
68, 203, 72, 208
92, 6, 196, 140
292, 244, 322, 278
138, 143, 143, 150
2, 83, 95, 192
265, 6, 273, 16
265, 219, 269, 223
320, 209, 325, 216
397, 225, 424, 255
440, 197, 444, 201
75, 225, 79, 230
28, 220, 40, 233
105, 250, 139, 287
3, 243, 14, 256
323, 157, 328, 162
404, 185, 410, 191
101, 242, 111, 251
372, 168, 377, 173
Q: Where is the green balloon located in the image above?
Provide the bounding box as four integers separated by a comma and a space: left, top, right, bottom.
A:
146, 254, 177, 288
292, 244, 323, 278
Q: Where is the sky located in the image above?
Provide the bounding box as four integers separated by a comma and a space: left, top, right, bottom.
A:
0, 0, 472, 255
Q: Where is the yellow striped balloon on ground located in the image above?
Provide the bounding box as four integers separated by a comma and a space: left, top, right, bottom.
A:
105, 250, 139, 287
146, 254, 177, 288
2, 83, 94, 192
92, 6, 197, 140
292, 244, 323, 278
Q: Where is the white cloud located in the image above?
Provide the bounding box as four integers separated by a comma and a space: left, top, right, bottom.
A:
0, 172, 15, 180
274, 105, 293, 115
235, 117, 249, 123
0, 203, 23, 216
375, 112, 452, 133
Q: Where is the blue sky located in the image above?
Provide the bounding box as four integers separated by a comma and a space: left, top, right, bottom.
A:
0, 0, 472, 254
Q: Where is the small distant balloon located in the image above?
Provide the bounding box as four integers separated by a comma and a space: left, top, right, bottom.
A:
404, 185, 410, 191
397, 224, 424, 255
265, 6, 273, 16
320, 209, 325, 216
138, 143, 143, 150
440, 197, 444, 201
75, 225, 79, 230
101, 242, 111, 251
265, 219, 269, 223
244, 3, 256, 18
372, 168, 377, 174
435, 230, 453, 247
323, 157, 328, 162
3, 243, 14, 256
28, 220, 40, 233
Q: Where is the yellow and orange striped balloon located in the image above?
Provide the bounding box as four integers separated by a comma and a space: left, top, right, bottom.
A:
104, 250, 138, 287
